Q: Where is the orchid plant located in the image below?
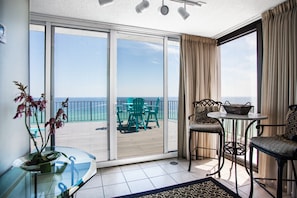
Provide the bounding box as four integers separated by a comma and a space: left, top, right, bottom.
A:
13, 81, 68, 165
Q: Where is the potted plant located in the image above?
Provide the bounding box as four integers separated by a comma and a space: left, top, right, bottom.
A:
13, 81, 68, 169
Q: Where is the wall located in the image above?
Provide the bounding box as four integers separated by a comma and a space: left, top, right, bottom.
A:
0, 0, 29, 175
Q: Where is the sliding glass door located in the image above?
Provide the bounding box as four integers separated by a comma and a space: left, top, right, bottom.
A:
116, 34, 164, 159
53, 27, 109, 162
30, 21, 179, 164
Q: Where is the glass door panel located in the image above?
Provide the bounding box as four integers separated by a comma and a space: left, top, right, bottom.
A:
53, 27, 108, 162
167, 40, 179, 152
29, 24, 45, 152
117, 34, 164, 159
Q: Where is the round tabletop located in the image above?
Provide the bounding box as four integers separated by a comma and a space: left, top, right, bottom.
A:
207, 112, 268, 121
11, 146, 96, 197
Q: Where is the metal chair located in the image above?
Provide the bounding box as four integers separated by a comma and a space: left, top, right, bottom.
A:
188, 99, 224, 177
127, 98, 146, 132
249, 104, 297, 198
145, 97, 160, 128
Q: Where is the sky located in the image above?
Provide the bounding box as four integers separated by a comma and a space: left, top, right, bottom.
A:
221, 31, 257, 98
30, 27, 180, 98
30, 26, 257, 101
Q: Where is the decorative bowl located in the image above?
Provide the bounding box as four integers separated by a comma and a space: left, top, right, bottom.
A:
222, 101, 253, 115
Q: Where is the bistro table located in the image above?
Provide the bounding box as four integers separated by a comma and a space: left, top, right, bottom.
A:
207, 112, 267, 195
1, 146, 97, 198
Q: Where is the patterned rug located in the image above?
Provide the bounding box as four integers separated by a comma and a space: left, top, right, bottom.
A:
117, 177, 241, 198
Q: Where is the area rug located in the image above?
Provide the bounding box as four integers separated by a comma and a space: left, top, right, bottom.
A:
117, 177, 241, 198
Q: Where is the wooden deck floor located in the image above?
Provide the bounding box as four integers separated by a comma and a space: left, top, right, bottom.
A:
32, 120, 178, 162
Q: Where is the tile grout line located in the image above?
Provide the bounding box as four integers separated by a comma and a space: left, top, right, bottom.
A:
120, 165, 134, 195
98, 169, 107, 198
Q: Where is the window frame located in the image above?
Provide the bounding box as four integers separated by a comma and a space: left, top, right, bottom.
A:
218, 19, 263, 113
218, 19, 263, 170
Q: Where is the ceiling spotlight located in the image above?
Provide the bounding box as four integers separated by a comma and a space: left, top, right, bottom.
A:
160, 0, 169, 15
178, 4, 189, 20
136, 0, 150, 13
98, 0, 114, 6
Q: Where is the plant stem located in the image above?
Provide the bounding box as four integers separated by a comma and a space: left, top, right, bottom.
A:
43, 132, 52, 152
33, 111, 45, 148
25, 116, 40, 153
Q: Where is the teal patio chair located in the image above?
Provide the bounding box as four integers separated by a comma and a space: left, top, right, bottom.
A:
126, 97, 134, 112
127, 97, 134, 103
127, 98, 146, 132
117, 106, 124, 132
145, 97, 160, 128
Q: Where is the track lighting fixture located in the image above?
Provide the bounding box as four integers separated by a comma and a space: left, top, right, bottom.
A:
98, 0, 114, 6
178, 3, 190, 20
135, 0, 150, 13
160, 0, 169, 15
98, 0, 205, 20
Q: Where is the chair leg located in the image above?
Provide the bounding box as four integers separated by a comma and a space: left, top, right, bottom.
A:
217, 132, 222, 178
220, 131, 225, 175
135, 116, 139, 132
141, 115, 146, 130
188, 130, 192, 172
249, 145, 254, 198
117, 113, 123, 132
277, 159, 285, 198
195, 133, 199, 160
291, 160, 297, 188
145, 113, 150, 128
154, 113, 159, 127
127, 114, 134, 131
145, 113, 159, 128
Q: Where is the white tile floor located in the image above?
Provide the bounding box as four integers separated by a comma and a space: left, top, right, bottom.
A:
74, 158, 285, 198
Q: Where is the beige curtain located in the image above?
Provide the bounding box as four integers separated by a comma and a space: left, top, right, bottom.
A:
178, 34, 220, 159
260, 0, 297, 195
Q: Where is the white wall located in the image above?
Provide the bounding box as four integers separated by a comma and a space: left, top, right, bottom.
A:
0, 0, 29, 175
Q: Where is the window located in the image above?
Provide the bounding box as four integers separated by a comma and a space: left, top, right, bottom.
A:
221, 32, 257, 110
219, 20, 262, 166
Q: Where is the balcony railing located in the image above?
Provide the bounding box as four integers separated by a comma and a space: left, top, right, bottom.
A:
30, 98, 178, 124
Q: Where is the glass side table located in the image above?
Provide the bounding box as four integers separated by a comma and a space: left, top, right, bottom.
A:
4, 146, 96, 198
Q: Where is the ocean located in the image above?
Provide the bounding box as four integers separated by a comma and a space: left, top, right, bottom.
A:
31, 97, 255, 124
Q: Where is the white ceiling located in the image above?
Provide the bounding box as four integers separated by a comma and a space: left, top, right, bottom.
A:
30, 0, 286, 38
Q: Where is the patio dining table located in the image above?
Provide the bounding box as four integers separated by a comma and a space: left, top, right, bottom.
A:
122, 102, 148, 110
